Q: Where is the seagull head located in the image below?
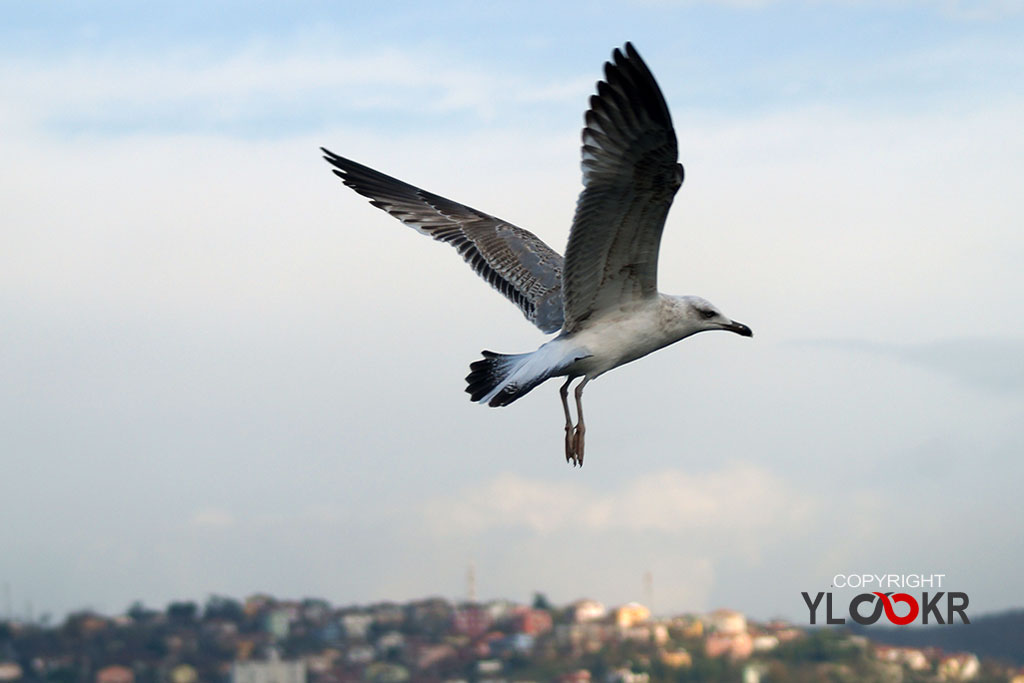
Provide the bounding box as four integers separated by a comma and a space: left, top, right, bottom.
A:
672, 295, 753, 338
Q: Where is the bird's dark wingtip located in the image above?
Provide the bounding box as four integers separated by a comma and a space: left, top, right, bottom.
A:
322, 150, 348, 175
321, 147, 346, 170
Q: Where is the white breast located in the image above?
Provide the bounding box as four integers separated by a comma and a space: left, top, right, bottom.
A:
564, 298, 692, 378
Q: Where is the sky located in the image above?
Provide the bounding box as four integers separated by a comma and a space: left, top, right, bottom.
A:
2, 0, 1023, 624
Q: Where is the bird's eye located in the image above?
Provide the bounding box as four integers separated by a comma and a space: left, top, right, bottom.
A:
700, 309, 716, 319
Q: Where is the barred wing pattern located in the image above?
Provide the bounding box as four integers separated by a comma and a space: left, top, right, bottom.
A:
322, 149, 566, 333
561, 43, 683, 333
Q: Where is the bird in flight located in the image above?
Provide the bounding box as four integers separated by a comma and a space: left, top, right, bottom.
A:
322, 42, 752, 467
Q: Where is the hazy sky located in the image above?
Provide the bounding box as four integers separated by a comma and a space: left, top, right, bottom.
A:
2, 0, 1023, 624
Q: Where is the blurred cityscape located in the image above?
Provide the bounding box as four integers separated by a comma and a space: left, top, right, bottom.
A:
1, 591, 1022, 683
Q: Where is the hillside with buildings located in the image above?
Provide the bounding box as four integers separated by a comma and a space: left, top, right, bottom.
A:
0, 594, 1017, 683
852, 611, 1024, 667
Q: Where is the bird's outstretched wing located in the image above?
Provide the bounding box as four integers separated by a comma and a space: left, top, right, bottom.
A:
322, 149, 565, 333
561, 43, 683, 333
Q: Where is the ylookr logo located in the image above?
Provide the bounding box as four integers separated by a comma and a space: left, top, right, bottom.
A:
802, 574, 970, 626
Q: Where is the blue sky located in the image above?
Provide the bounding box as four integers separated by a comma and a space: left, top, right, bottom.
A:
2, 1, 1023, 623
5, 1, 1023, 136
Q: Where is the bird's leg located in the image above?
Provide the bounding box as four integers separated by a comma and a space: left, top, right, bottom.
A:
571, 378, 590, 466
560, 378, 575, 464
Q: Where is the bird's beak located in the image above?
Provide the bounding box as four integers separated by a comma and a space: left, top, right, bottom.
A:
725, 320, 753, 337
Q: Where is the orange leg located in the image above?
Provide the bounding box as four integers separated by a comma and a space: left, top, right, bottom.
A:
571, 378, 590, 466
560, 378, 575, 464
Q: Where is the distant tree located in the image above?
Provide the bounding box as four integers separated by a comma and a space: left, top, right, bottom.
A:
127, 601, 158, 624
772, 629, 861, 663
144, 632, 168, 657
203, 595, 244, 622
682, 655, 732, 682
532, 592, 552, 611
166, 601, 198, 624
580, 651, 609, 680
60, 610, 103, 639
45, 667, 78, 683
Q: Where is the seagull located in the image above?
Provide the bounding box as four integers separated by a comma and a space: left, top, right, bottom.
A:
322, 42, 752, 466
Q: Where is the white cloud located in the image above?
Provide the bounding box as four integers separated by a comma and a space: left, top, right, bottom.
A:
423, 463, 816, 540
3, 95, 1021, 345
636, 0, 1024, 19
3, 21, 1024, 621
927, 0, 1024, 19
190, 508, 235, 529
415, 465, 820, 613
0, 46, 590, 132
